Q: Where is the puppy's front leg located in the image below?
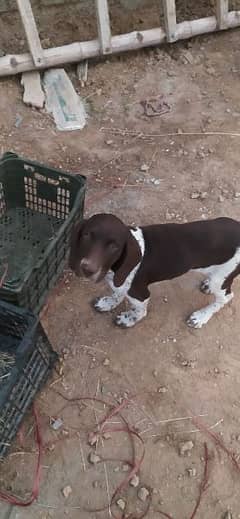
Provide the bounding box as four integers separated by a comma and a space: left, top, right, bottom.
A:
115, 284, 150, 328
92, 271, 126, 313
93, 292, 125, 312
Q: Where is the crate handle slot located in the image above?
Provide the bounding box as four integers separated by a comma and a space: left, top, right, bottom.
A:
34, 172, 47, 183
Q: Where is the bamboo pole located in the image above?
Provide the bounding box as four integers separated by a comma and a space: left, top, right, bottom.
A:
95, 0, 112, 54
0, 11, 240, 77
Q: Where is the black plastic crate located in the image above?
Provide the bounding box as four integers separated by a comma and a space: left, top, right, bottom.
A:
0, 300, 58, 458
0, 152, 86, 314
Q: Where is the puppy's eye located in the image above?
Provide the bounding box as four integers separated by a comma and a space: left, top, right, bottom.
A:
108, 241, 119, 251
83, 231, 91, 239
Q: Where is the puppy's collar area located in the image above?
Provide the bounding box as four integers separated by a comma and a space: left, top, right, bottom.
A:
111, 226, 144, 274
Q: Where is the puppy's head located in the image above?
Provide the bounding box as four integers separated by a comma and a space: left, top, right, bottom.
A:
69, 213, 130, 283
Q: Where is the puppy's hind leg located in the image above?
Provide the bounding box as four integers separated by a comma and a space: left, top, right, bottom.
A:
197, 266, 216, 295
188, 252, 240, 329
199, 278, 211, 295
187, 290, 233, 329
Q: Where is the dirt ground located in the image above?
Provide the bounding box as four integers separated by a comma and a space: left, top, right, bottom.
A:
1, 7, 240, 519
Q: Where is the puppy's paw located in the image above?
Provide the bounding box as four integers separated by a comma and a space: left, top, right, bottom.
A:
199, 279, 211, 295
92, 296, 120, 313
114, 311, 138, 328
186, 310, 206, 329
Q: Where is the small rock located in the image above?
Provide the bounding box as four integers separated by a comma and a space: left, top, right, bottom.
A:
187, 467, 197, 477
88, 432, 98, 446
117, 498, 126, 511
180, 50, 195, 65
106, 140, 113, 145
179, 440, 194, 456
62, 485, 72, 498
218, 195, 225, 203
42, 37, 51, 47
92, 480, 99, 489
206, 66, 216, 75
152, 369, 158, 378
158, 386, 168, 394
222, 188, 229, 195
103, 358, 110, 366
114, 466, 120, 472
177, 128, 183, 134
88, 452, 101, 464
140, 164, 149, 172
190, 190, 207, 200
167, 70, 176, 77
138, 487, 150, 502
122, 463, 130, 472
197, 150, 206, 159
102, 432, 111, 440
15, 114, 23, 128
165, 210, 175, 221
130, 474, 140, 487
163, 296, 168, 303
51, 418, 63, 431
234, 192, 240, 198
190, 192, 201, 199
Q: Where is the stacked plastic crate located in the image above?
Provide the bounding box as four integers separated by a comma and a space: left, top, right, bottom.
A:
0, 152, 86, 456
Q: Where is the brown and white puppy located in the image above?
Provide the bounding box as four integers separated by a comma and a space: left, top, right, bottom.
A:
69, 213, 240, 328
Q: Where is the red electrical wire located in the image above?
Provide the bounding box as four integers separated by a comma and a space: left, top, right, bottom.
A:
0, 404, 43, 507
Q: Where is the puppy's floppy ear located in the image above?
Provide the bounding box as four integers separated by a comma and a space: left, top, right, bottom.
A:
113, 229, 142, 287
69, 219, 86, 269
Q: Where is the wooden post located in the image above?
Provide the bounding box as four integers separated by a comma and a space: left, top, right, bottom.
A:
216, 0, 229, 29
162, 0, 177, 42
16, 0, 44, 67
95, 0, 112, 54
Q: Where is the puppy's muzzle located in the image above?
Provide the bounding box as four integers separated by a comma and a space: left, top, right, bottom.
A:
80, 258, 102, 282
